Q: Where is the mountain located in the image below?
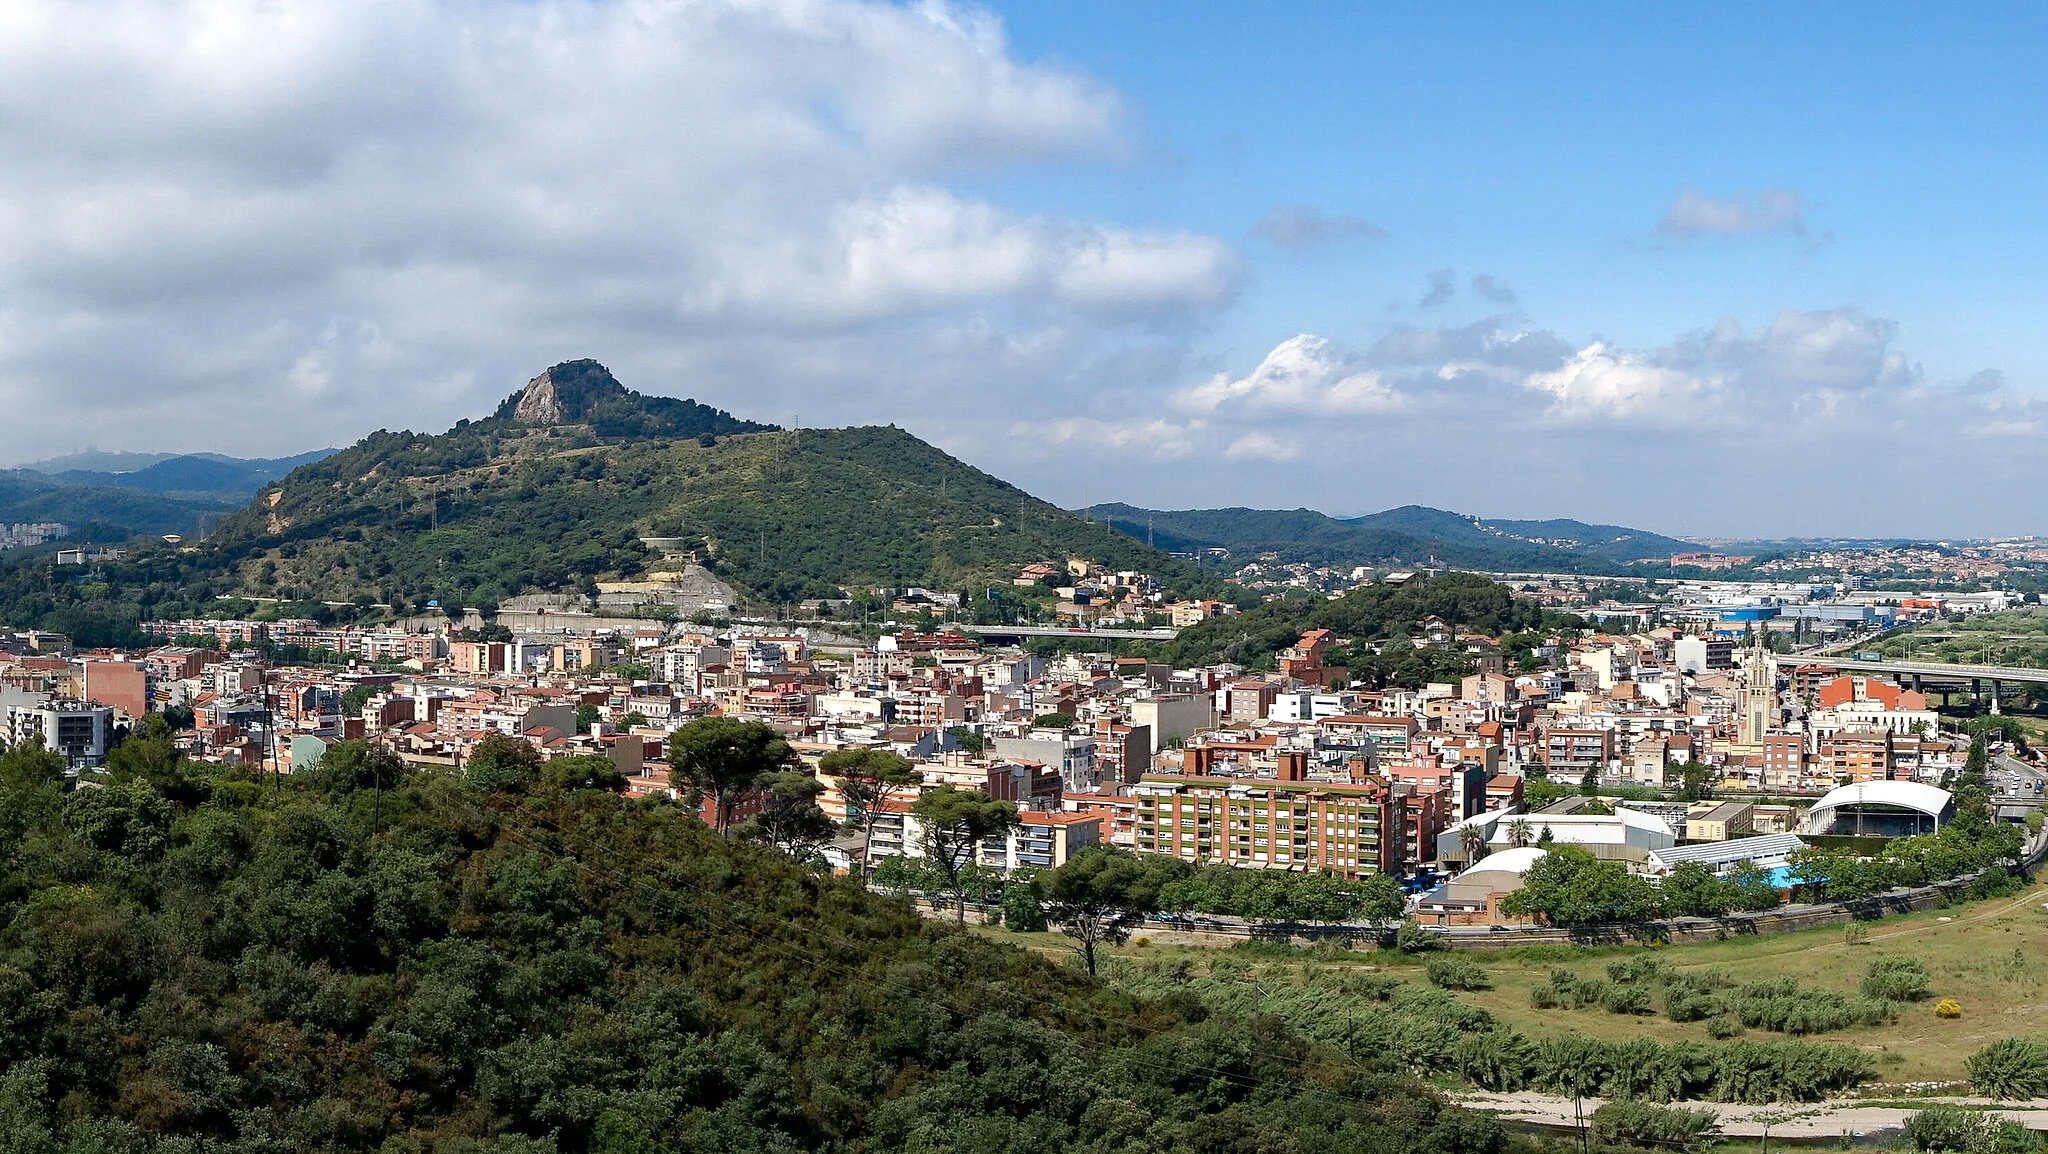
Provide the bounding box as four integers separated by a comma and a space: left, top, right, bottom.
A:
0, 361, 1214, 633
22, 449, 185, 473
1094, 503, 1696, 574
51, 449, 341, 502
489, 358, 779, 440
0, 469, 238, 537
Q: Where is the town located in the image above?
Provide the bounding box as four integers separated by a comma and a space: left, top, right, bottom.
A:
6, 558, 2037, 937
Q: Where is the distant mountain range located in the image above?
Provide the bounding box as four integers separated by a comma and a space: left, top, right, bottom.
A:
0, 448, 342, 541
1090, 503, 1700, 575
0, 469, 241, 538
33, 449, 339, 501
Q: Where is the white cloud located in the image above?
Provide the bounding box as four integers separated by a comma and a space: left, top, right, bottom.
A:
1523, 342, 1716, 425
1660, 187, 1806, 238
1175, 334, 1405, 415
1223, 431, 1299, 461
0, 0, 1240, 459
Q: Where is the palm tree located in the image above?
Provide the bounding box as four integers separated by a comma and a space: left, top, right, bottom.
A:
1460, 823, 1488, 865
1506, 818, 1534, 849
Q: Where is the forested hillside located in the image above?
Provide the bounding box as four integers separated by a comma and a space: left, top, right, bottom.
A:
0, 470, 235, 537
194, 423, 1213, 610
1160, 572, 1548, 680
1096, 503, 1691, 574
0, 731, 1508, 1153
0, 364, 1216, 640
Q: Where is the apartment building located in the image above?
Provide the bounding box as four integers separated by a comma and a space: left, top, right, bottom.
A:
1132, 769, 1391, 878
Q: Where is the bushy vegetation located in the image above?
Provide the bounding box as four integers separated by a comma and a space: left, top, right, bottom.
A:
1533, 961, 1906, 1037
1723, 978, 1897, 1035
1968, 1037, 2048, 1099
1154, 862, 1406, 925
0, 731, 1515, 1153
1111, 957, 1874, 1103
1426, 956, 1493, 991
1864, 956, 1935, 1002
1160, 571, 1545, 678
1904, 1105, 2041, 1152
1588, 1100, 1719, 1152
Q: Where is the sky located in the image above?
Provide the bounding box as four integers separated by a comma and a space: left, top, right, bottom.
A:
2, 1, 2044, 539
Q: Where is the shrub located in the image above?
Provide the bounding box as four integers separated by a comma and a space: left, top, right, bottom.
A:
1706, 1016, 1743, 1039
1427, 955, 1493, 991
1590, 1100, 1719, 1151
1608, 956, 1671, 985
1390, 985, 1496, 1031
1394, 919, 1447, 953
1968, 1038, 2048, 1098
1336, 973, 1404, 1001
1936, 999, 1963, 1019
1603, 982, 1653, 1015
1864, 957, 1933, 1002
1568, 977, 1610, 1010
1904, 1105, 2037, 1152
1667, 991, 1723, 1023
1529, 981, 1561, 1009
1728, 978, 1896, 1035
1452, 1029, 1538, 1092
1970, 866, 2024, 901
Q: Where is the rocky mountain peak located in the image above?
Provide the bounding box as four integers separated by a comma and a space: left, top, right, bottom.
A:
508, 359, 625, 424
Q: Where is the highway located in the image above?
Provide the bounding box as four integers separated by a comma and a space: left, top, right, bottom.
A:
1781, 653, 2048, 686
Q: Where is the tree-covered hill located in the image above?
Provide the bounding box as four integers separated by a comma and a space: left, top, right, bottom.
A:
198, 423, 1213, 610
0, 469, 237, 537
0, 364, 1217, 638
1159, 571, 1549, 679
0, 733, 1509, 1153
1095, 503, 1694, 574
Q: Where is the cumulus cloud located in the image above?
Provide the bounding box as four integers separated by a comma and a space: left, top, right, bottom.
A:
1175, 334, 1405, 415
1660, 187, 1806, 238
1523, 343, 1717, 425
1251, 205, 1385, 248
0, 0, 1240, 459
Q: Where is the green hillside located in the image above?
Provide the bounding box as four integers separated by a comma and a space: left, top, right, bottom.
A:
1096, 503, 1693, 574
0, 363, 1215, 638
0, 469, 236, 536
202, 423, 1211, 610
0, 733, 1505, 1152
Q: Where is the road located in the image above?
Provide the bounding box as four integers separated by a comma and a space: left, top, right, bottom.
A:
1457, 1091, 2048, 1139
1995, 754, 2046, 802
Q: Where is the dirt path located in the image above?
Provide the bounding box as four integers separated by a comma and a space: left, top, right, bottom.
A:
1456, 1090, 2048, 1138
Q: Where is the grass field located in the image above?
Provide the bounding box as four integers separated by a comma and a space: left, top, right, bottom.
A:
977, 882, 2048, 1086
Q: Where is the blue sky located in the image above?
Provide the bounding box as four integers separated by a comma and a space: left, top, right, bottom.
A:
1, 1, 2041, 538
982, 2, 2048, 391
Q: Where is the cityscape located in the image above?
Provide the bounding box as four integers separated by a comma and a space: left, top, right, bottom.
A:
4, 4, 2048, 1153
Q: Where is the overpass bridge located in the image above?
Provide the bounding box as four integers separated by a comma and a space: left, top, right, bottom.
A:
1782, 654, 2048, 708
965, 624, 1180, 643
